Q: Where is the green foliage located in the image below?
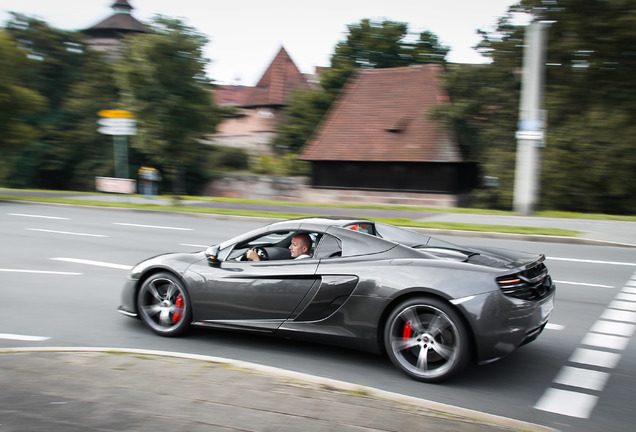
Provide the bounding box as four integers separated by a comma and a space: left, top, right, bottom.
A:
254, 154, 310, 176
1, 15, 106, 189
436, 0, 636, 213
207, 146, 249, 172
272, 19, 450, 156
0, 29, 45, 163
116, 16, 221, 194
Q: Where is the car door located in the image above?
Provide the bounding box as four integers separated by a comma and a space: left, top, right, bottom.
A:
189, 257, 320, 332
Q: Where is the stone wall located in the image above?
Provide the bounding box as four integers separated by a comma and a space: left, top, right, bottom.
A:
203, 174, 468, 208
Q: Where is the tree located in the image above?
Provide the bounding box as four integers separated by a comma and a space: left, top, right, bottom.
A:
116, 16, 221, 194
57, 49, 121, 188
0, 30, 45, 156
538, 0, 636, 213
437, 0, 636, 213
2, 14, 99, 189
273, 19, 449, 154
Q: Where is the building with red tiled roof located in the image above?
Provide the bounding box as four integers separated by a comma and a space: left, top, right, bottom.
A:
210, 46, 313, 154
299, 65, 477, 198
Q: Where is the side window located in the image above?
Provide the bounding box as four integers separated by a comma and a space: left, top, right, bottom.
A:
345, 223, 375, 235
315, 234, 342, 259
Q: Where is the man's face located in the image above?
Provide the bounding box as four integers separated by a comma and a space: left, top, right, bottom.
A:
289, 236, 307, 258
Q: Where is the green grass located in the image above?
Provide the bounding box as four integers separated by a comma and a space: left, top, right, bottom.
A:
5, 187, 630, 237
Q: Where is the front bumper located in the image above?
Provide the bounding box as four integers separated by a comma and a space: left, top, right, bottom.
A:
117, 276, 139, 318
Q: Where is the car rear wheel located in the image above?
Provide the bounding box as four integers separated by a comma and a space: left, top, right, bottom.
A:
384, 297, 471, 382
137, 272, 191, 337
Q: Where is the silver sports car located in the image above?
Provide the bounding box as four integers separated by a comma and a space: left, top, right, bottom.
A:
118, 217, 556, 382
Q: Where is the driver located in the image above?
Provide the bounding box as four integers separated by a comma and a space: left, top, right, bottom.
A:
246, 233, 312, 261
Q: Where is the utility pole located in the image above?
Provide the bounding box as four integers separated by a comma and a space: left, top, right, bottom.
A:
513, 20, 549, 215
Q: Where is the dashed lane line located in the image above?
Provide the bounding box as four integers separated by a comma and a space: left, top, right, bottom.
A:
28, 228, 107, 238
113, 223, 194, 231
547, 257, 636, 267
8, 213, 69, 220
0, 269, 82, 275
50, 258, 132, 270
553, 280, 614, 289
0, 333, 51, 341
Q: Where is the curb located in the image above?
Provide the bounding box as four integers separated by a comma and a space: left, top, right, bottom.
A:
0, 347, 560, 432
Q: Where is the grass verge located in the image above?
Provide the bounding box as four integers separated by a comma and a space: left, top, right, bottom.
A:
0, 191, 581, 237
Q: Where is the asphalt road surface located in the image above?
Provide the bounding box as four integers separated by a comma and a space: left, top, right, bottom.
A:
1, 202, 634, 432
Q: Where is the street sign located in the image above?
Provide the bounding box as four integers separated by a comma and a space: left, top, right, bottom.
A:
97, 117, 136, 135
515, 130, 545, 141
96, 176, 136, 194
97, 118, 136, 128
98, 126, 137, 136
98, 109, 134, 118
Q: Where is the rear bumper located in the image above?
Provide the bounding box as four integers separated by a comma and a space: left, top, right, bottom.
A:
455, 285, 555, 363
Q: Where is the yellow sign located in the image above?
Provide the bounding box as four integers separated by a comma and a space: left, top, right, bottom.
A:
98, 109, 134, 118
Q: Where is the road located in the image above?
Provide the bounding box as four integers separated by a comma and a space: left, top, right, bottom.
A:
1, 202, 634, 432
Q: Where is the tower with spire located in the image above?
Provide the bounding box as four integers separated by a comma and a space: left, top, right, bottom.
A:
83, 0, 148, 60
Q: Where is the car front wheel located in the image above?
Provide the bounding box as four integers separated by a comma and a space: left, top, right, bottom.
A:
137, 272, 191, 337
384, 297, 471, 382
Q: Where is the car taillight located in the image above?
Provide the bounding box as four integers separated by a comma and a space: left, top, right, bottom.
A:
497, 263, 553, 300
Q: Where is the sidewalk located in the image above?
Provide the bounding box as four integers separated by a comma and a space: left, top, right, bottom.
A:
0, 348, 558, 432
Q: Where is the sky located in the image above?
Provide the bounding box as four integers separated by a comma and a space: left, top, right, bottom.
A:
1, 0, 521, 86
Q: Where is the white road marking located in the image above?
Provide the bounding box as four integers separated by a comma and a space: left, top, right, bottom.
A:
9, 213, 69, 220
534, 389, 598, 418
28, 228, 107, 238
548, 257, 636, 267
569, 348, 622, 369
616, 292, 636, 301
609, 300, 636, 311
0, 269, 82, 275
601, 309, 636, 323
590, 320, 636, 337
553, 366, 610, 391
581, 333, 630, 351
0, 333, 51, 341
545, 323, 565, 331
114, 223, 193, 231
535, 270, 636, 419
553, 280, 614, 289
50, 258, 132, 270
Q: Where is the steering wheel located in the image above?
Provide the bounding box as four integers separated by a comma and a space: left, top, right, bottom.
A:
251, 246, 269, 261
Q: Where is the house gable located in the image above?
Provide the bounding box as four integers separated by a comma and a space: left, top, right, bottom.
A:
211, 46, 312, 154
241, 46, 312, 108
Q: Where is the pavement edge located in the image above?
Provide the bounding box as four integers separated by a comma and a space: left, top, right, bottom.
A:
1, 346, 560, 432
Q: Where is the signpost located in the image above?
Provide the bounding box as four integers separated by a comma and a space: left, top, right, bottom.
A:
513, 20, 550, 216
97, 109, 136, 193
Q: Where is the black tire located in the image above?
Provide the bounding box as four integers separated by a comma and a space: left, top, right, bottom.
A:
137, 272, 192, 337
384, 297, 471, 382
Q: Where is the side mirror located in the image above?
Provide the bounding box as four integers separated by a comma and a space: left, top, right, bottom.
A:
205, 245, 220, 265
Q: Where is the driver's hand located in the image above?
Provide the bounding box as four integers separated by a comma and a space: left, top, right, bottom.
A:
246, 249, 260, 261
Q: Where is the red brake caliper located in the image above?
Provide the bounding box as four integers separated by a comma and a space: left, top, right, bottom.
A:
403, 320, 413, 351
173, 293, 184, 324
